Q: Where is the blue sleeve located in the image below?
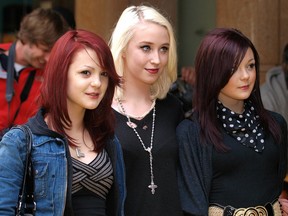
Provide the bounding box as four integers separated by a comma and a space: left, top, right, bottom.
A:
113, 136, 126, 216
0, 128, 27, 215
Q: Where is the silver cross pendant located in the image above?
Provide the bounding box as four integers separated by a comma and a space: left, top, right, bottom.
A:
148, 181, 158, 194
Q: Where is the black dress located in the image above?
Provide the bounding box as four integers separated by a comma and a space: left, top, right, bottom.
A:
114, 94, 184, 216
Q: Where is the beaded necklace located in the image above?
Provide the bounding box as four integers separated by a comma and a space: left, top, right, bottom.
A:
117, 98, 157, 194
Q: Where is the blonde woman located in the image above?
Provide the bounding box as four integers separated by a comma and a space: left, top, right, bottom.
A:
109, 5, 184, 216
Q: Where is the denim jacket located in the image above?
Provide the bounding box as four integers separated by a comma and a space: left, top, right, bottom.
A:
0, 109, 126, 216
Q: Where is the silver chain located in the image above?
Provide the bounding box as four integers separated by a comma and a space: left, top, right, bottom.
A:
117, 98, 157, 194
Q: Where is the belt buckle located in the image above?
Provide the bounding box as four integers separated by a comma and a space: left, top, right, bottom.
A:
234, 206, 268, 216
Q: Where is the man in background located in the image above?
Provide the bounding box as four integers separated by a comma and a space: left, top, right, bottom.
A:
0, 8, 69, 136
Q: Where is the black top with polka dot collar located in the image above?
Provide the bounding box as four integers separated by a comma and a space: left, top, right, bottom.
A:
217, 100, 265, 153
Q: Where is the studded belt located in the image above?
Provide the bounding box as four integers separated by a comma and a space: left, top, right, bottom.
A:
208, 200, 281, 216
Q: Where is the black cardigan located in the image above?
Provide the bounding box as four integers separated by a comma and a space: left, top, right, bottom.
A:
177, 111, 287, 216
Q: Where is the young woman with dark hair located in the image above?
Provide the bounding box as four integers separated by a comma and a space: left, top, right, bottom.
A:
177, 28, 287, 216
0, 29, 125, 216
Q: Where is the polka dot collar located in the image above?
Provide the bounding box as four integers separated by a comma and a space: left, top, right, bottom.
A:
216, 101, 265, 153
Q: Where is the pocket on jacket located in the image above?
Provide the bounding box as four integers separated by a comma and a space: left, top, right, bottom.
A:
34, 161, 48, 197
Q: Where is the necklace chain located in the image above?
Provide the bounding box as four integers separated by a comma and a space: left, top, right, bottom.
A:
117, 98, 157, 194
117, 99, 156, 120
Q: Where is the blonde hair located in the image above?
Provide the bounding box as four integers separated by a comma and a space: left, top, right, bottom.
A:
109, 5, 177, 99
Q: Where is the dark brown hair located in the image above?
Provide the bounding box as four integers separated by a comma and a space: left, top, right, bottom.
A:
193, 28, 281, 151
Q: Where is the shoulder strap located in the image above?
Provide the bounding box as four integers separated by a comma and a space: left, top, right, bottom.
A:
5, 46, 37, 126
15, 125, 36, 215
20, 69, 36, 103
10, 70, 37, 125
6, 42, 16, 103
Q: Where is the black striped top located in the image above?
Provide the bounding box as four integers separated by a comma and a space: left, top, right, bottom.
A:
71, 149, 113, 200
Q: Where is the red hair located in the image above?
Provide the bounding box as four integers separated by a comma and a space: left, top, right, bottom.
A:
40, 29, 120, 152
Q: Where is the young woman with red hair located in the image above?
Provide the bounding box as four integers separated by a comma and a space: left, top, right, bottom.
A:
0, 29, 125, 216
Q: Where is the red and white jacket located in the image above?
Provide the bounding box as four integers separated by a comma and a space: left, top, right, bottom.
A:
0, 43, 43, 132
